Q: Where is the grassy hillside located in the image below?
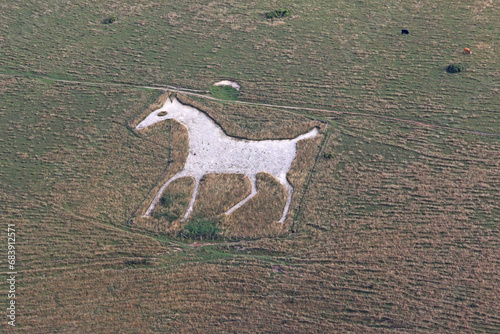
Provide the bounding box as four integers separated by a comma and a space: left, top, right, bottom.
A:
1, 0, 499, 332
1, 0, 498, 130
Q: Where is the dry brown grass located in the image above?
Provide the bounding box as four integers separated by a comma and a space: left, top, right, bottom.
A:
2, 0, 500, 326
14, 257, 372, 333
287, 131, 326, 228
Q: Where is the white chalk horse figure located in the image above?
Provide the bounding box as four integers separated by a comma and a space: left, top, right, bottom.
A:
136, 97, 318, 223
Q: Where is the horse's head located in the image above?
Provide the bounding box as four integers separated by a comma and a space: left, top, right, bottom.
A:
136, 97, 183, 130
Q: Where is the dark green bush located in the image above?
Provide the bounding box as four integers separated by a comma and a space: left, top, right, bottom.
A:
124, 259, 149, 266
182, 218, 221, 240
265, 9, 291, 19
102, 16, 117, 24
446, 63, 466, 73
159, 193, 181, 207
323, 152, 334, 159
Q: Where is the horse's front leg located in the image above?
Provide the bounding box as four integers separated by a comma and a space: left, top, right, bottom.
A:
143, 170, 187, 217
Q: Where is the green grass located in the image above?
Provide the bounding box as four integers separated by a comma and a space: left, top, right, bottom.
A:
209, 85, 240, 100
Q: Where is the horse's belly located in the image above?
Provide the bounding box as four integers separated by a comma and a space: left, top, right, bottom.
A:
183, 140, 296, 175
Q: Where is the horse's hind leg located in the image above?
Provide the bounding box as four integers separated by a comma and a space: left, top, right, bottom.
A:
225, 174, 257, 216
278, 177, 293, 223
143, 171, 186, 217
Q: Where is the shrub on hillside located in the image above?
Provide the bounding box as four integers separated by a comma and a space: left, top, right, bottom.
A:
265, 9, 291, 19
102, 16, 117, 24
446, 63, 466, 73
323, 152, 334, 159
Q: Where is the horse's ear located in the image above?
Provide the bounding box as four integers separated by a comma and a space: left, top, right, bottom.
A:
167, 90, 177, 101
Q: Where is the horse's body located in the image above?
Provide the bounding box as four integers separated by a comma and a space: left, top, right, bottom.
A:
136, 97, 318, 223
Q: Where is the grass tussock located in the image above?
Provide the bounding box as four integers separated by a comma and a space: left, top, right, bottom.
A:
181, 217, 222, 240
265, 9, 292, 19
446, 63, 466, 73
102, 15, 118, 24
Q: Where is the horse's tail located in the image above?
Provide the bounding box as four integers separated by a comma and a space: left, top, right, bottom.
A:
292, 127, 319, 143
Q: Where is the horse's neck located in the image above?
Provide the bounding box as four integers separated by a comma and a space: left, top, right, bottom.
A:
174, 108, 222, 139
